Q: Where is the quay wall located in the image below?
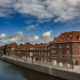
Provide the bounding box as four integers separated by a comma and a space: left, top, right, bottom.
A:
0, 56, 80, 80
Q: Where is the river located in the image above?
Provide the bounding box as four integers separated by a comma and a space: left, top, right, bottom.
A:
0, 60, 66, 80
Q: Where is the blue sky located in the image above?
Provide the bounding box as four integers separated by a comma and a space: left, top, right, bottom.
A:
0, 0, 80, 45
0, 12, 80, 37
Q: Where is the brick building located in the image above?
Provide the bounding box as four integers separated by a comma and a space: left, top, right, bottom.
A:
1, 31, 80, 68
14, 42, 32, 59
0, 46, 3, 55
27, 43, 50, 63
14, 43, 50, 63
50, 31, 80, 67
6, 43, 18, 56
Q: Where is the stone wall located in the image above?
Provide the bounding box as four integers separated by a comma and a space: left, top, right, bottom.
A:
1, 56, 80, 80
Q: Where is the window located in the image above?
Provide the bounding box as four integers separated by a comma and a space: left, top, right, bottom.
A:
59, 44, 62, 48
66, 37, 70, 41
66, 50, 70, 55
60, 37, 63, 41
51, 44, 56, 48
59, 50, 62, 55
30, 52, 33, 56
51, 50, 56, 56
18, 51, 20, 53
66, 44, 70, 48
37, 47, 38, 50
48, 53, 50, 56
39, 52, 40, 55
42, 47, 44, 50
44, 53, 46, 56
41, 52, 44, 56
79, 36, 80, 40
77, 36, 80, 40
12, 48, 14, 50
48, 47, 50, 49
30, 48, 33, 50
45, 47, 47, 50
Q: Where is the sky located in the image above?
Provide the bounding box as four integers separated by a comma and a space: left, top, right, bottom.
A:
0, 0, 80, 45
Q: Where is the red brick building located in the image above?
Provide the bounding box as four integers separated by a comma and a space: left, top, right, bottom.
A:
14, 43, 50, 63
6, 43, 18, 56
28, 43, 50, 63
50, 31, 80, 66
0, 46, 3, 55
2, 31, 80, 68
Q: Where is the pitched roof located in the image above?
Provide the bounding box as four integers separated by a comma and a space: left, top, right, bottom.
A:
50, 31, 80, 43
7, 43, 18, 48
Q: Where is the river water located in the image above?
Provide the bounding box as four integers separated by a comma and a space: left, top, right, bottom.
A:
0, 60, 66, 80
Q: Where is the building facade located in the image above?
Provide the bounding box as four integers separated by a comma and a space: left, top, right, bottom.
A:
50, 31, 80, 66
1, 31, 80, 68
0, 46, 3, 55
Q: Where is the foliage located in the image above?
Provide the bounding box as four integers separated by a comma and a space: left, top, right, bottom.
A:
3, 44, 7, 55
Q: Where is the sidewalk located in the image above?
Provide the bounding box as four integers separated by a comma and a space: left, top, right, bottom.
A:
2, 55, 80, 74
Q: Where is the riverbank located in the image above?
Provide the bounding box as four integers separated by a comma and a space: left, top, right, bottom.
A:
0, 56, 80, 80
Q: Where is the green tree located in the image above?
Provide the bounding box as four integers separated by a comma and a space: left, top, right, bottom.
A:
3, 44, 7, 55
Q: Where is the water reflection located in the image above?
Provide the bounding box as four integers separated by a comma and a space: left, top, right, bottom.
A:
0, 60, 66, 80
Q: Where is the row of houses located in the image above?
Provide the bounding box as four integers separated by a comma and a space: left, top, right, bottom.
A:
0, 31, 80, 68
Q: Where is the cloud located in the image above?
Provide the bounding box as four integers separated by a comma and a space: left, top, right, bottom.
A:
42, 31, 52, 37
0, 0, 80, 22
0, 33, 6, 38
34, 36, 39, 40
26, 25, 36, 30
0, 0, 16, 17
0, 31, 53, 46
37, 18, 51, 23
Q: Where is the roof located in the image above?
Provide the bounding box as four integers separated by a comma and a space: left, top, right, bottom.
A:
7, 43, 18, 48
50, 31, 80, 44
31, 43, 50, 48
0, 46, 4, 49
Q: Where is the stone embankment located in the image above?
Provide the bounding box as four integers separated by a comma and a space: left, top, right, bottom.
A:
0, 56, 80, 80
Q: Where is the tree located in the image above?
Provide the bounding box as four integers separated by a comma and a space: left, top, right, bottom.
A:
3, 44, 7, 55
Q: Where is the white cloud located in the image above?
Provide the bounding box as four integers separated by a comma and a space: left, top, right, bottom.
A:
0, 31, 53, 46
0, 0, 16, 17
26, 25, 36, 30
0, 0, 80, 22
42, 31, 52, 37
0, 33, 6, 38
34, 36, 39, 40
